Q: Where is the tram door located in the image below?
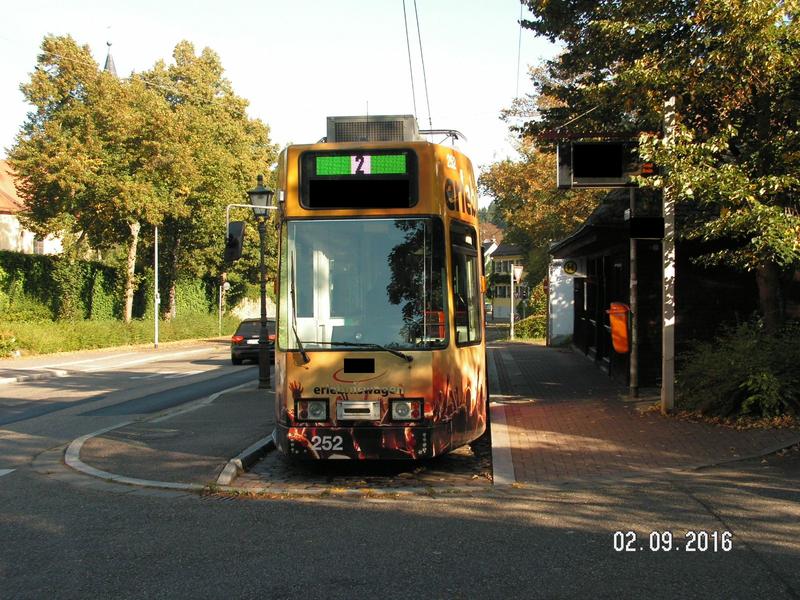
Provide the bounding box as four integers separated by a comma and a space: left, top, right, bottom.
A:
448, 220, 484, 447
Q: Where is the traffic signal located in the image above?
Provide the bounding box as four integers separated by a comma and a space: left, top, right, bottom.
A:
224, 221, 246, 262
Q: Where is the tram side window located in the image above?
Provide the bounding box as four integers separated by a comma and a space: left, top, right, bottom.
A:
451, 222, 482, 345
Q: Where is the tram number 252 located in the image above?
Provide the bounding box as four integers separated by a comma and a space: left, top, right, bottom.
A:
310, 435, 344, 451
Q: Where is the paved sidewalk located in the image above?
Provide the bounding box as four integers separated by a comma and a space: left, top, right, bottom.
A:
488, 341, 800, 484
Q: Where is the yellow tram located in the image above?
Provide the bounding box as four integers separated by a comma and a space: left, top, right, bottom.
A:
272, 116, 486, 459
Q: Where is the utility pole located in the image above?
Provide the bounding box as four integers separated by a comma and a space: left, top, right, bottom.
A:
154, 226, 159, 349
661, 96, 679, 414
629, 187, 639, 398
510, 267, 515, 340
257, 217, 270, 388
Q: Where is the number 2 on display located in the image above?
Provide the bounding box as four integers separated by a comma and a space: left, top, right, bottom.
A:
354, 154, 365, 174
352, 154, 371, 175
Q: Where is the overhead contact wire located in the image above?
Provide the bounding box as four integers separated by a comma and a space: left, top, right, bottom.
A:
402, 0, 418, 122
516, 2, 523, 98
413, 0, 433, 129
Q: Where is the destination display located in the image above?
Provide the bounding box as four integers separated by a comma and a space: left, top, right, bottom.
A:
315, 153, 407, 176
300, 150, 417, 209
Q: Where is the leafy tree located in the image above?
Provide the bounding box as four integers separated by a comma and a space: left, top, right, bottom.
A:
477, 202, 507, 229
10, 35, 188, 322
479, 138, 601, 283
138, 41, 278, 319
519, 0, 800, 332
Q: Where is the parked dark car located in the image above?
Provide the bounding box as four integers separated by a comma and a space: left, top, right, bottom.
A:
231, 318, 275, 365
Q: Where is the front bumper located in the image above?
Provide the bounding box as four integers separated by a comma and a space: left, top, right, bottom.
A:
275, 423, 454, 460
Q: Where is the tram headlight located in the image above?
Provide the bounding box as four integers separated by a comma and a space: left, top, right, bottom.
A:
391, 399, 422, 421
295, 399, 329, 422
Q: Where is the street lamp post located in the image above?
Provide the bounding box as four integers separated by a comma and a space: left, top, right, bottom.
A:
247, 175, 275, 389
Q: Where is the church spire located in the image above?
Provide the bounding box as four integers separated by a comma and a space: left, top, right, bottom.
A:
103, 41, 117, 77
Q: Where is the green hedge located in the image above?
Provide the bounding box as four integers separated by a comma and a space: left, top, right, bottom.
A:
0, 250, 121, 321
135, 270, 214, 319
2, 251, 218, 323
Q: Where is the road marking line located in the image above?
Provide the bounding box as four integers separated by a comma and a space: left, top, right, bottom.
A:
22, 352, 140, 371
164, 370, 204, 379
82, 348, 212, 372
129, 370, 173, 380
0, 468, 15, 478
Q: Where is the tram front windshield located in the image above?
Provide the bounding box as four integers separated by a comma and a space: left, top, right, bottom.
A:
280, 218, 447, 351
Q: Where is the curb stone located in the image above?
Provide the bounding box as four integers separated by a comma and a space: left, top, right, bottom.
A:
216, 431, 277, 485
0, 369, 69, 386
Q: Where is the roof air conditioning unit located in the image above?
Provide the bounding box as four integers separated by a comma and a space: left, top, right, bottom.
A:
326, 115, 420, 143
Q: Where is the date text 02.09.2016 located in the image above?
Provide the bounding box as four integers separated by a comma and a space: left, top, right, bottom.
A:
613, 531, 733, 553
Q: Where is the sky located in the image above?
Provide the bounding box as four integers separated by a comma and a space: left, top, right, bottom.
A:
0, 0, 557, 207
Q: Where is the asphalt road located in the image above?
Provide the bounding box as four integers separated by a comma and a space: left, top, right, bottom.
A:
1, 452, 799, 599
0, 340, 256, 469
0, 343, 798, 598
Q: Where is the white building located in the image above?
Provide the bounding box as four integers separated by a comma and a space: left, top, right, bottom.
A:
0, 160, 62, 255
547, 258, 575, 346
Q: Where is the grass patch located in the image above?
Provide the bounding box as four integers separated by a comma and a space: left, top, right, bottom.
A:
0, 313, 240, 357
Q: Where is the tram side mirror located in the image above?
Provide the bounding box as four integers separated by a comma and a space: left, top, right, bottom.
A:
224, 221, 246, 262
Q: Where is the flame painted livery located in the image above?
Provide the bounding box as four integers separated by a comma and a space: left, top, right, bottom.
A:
273, 133, 486, 459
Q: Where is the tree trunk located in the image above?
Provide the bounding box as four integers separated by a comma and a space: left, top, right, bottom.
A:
756, 260, 783, 335
123, 220, 141, 324
752, 92, 784, 335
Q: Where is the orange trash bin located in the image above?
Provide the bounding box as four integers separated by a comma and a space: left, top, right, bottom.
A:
607, 302, 631, 354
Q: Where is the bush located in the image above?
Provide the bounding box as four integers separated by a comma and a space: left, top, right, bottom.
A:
524, 281, 548, 315
677, 321, 800, 418
51, 257, 83, 320
514, 314, 547, 339
0, 331, 18, 358
513, 282, 547, 339
4, 282, 52, 322
176, 278, 212, 316
88, 269, 117, 320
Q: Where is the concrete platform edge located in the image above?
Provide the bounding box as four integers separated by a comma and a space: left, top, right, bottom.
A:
216, 430, 277, 486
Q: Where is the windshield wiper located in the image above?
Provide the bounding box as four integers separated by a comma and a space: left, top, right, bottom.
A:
298, 340, 413, 363
289, 252, 310, 364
